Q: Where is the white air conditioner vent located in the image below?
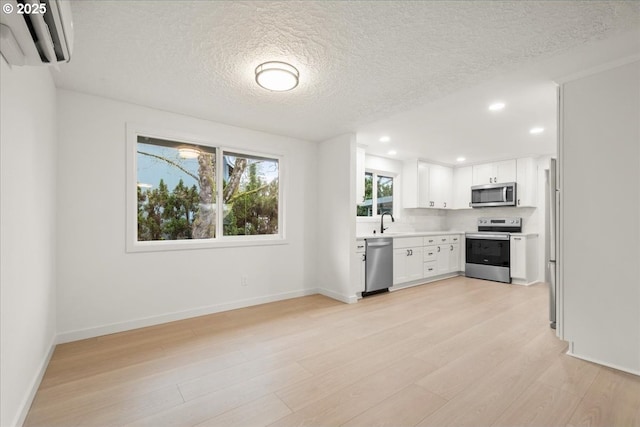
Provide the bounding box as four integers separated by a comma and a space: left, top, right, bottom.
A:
0, 0, 73, 66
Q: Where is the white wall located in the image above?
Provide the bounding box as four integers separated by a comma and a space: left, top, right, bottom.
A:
560, 60, 640, 374
0, 60, 58, 427
317, 133, 358, 302
56, 90, 318, 341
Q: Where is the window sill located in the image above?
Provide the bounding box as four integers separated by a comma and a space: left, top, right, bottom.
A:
126, 236, 288, 253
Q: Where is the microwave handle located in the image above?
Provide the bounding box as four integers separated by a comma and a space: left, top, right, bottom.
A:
503, 186, 507, 202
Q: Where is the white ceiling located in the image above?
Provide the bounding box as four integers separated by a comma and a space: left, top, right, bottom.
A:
54, 1, 640, 164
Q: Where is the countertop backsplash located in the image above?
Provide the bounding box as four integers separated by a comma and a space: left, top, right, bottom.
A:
445, 206, 538, 234
356, 206, 538, 237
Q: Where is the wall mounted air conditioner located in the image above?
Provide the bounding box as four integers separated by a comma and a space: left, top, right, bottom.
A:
0, 0, 73, 66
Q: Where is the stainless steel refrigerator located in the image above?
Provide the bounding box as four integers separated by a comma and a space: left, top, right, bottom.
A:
546, 158, 558, 330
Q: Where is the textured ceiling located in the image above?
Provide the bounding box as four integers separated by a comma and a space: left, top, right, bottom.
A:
54, 1, 640, 148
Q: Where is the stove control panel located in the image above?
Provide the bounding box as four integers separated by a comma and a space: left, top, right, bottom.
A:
477, 217, 522, 232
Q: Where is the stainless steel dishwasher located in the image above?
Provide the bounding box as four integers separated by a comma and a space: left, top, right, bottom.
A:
364, 237, 393, 295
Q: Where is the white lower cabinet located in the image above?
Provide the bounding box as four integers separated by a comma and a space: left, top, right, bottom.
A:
392, 234, 463, 287
510, 234, 538, 285
424, 261, 437, 278
449, 243, 460, 272
436, 243, 451, 275
354, 241, 366, 293
393, 247, 423, 285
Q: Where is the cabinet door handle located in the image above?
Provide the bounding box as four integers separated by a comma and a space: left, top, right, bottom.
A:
489, 177, 493, 183
444, 202, 447, 208
437, 246, 441, 252
410, 249, 413, 256
362, 254, 366, 261
513, 237, 522, 241
518, 199, 521, 205
494, 176, 497, 183
450, 245, 453, 251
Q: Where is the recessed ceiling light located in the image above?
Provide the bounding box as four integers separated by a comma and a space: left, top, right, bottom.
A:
488, 102, 506, 111
178, 147, 201, 159
255, 61, 299, 91
456, 157, 466, 162
529, 127, 545, 134
387, 150, 397, 156
379, 136, 391, 143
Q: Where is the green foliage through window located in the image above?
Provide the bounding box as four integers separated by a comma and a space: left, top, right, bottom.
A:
136, 136, 280, 241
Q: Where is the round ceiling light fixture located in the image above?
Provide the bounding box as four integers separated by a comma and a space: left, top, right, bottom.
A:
255, 61, 299, 91
488, 102, 506, 111
529, 127, 545, 135
178, 147, 201, 159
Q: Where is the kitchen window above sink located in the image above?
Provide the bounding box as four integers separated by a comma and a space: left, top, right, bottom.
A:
357, 172, 394, 217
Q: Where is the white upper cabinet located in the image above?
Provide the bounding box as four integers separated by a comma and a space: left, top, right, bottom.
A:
429, 165, 453, 209
516, 157, 538, 207
403, 159, 426, 208
452, 166, 472, 209
403, 160, 452, 209
472, 159, 516, 185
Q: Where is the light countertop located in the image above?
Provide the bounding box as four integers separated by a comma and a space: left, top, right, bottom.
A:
356, 230, 538, 239
356, 230, 466, 240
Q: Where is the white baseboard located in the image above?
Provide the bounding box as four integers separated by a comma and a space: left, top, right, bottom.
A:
13, 335, 56, 427
316, 287, 358, 304
56, 288, 318, 344
566, 349, 640, 377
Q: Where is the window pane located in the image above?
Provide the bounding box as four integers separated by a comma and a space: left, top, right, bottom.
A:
377, 175, 393, 215
222, 152, 279, 236
136, 136, 216, 241
357, 172, 373, 216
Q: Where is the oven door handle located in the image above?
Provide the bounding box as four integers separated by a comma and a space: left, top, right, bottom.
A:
465, 233, 510, 241
503, 186, 507, 202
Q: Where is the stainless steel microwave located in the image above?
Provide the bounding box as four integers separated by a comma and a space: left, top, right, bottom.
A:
470, 182, 517, 208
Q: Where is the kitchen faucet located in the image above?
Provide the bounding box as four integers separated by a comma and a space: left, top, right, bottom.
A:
380, 212, 395, 234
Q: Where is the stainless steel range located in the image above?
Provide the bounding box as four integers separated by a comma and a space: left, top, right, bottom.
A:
465, 217, 522, 283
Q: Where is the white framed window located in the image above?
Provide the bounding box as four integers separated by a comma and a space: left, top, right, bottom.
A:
357, 171, 395, 217
126, 124, 285, 252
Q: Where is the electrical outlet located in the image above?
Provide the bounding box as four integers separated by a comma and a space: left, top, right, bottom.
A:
241, 276, 248, 286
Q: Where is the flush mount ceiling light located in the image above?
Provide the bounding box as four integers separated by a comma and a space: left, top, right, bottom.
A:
255, 61, 299, 92
379, 136, 391, 143
456, 157, 466, 162
178, 147, 201, 159
488, 102, 506, 111
529, 127, 545, 135
387, 150, 397, 156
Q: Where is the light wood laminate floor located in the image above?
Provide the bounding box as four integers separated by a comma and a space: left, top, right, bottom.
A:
25, 277, 640, 427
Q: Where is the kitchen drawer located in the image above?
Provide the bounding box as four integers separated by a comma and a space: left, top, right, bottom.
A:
423, 236, 438, 245
449, 235, 461, 244
424, 245, 437, 261
436, 235, 450, 244
424, 261, 437, 277
394, 236, 424, 249
355, 241, 366, 253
